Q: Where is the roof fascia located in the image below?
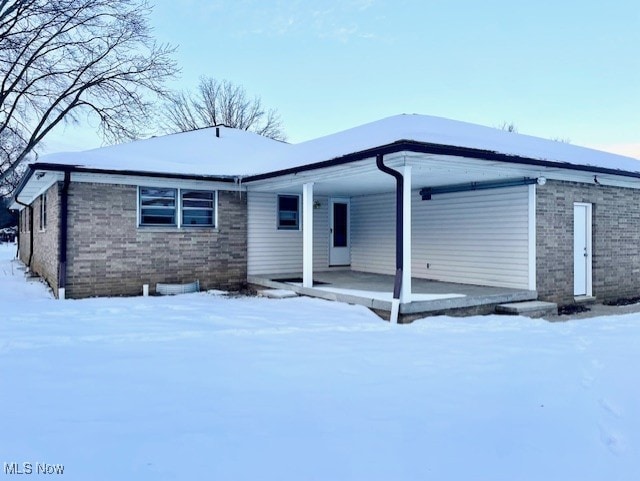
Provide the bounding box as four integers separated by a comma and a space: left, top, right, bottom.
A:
29, 163, 238, 183
12, 163, 238, 207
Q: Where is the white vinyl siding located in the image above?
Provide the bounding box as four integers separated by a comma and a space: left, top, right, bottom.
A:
351, 186, 531, 289
351, 194, 395, 275
248, 192, 329, 275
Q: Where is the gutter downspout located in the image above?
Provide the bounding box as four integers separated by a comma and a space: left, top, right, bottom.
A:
58, 171, 71, 300
375, 154, 403, 324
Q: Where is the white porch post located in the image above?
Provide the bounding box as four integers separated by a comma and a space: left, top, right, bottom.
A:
400, 165, 412, 304
528, 183, 537, 291
303, 182, 314, 288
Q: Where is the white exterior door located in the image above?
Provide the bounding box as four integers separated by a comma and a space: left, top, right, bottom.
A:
329, 198, 350, 266
573, 203, 592, 296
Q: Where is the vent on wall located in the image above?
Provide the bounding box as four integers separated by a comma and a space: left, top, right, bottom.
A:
156, 280, 200, 295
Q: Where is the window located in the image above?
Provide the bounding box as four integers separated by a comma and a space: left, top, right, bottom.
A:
277, 195, 300, 230
39, 194, 47, 230
181, 190, 215, 226
139, 187, 177, 225
139, 187, 216, 227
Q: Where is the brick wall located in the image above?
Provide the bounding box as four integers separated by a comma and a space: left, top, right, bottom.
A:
18, 183, 61, 295
65, 182, 247, 298
536, 180, 640, 303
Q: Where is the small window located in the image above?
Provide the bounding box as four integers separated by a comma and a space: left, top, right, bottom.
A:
39, 194, 47, 230
277, 195, 300, 230
139, 187, 177, 225
181, 190, 215, 226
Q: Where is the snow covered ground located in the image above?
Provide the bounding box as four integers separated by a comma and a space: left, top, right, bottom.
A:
1, 242, 639, 480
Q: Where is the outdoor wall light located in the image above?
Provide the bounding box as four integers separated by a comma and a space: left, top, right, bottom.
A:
537, 177, 547, 186
313, 200, 322, 209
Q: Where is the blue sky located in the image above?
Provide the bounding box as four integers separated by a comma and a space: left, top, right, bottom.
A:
47, 0, 640, 158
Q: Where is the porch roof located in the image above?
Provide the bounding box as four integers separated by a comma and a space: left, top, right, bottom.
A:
245, 114, 640, 183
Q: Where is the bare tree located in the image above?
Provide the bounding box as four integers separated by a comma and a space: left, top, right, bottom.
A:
498, 121, 518, 133
0, 128, 27, 192
497, 121, 570, 143
0, 0, 178, 191
160, 77, 286, 141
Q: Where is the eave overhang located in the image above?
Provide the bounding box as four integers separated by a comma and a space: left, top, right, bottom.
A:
12, 162, 238, 208
241, 139, 640, 183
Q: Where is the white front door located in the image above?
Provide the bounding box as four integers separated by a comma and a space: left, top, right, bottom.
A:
329, 198, 350, 266
573, 203, 592, 296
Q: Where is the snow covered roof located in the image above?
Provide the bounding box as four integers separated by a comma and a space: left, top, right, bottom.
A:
252, 114, 640, 178
35, 114, 640, 180
41, 126, 292, 177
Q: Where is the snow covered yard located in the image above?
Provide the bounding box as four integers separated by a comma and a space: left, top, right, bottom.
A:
1, 243, 639, 481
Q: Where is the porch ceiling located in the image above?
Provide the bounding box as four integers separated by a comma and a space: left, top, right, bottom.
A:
246, 152, 550, 197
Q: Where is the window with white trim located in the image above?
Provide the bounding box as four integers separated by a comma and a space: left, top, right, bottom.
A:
181, 190, 215, 227
139, 187, 177, 226
39, 194, 47, 230
139, 187, 216, 227
277, 194, 300, 230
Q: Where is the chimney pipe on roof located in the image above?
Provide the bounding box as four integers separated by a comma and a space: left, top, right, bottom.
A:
216, 127, 220, 138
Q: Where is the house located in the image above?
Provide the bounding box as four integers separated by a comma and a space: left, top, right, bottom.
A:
11, 114, 640, 319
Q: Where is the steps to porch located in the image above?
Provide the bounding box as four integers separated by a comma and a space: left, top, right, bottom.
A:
495, 301, 558, 318
258, 289, 298, 299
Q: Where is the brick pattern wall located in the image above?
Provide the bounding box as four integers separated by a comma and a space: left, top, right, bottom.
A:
537, 180, 640, 303
18, 183, 61, 295
65, 182, 247, 298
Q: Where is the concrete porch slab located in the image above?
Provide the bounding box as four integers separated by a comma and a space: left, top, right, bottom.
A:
249, 270, 537, 318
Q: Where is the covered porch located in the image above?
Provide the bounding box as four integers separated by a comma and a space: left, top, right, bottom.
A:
245, 150, 544, 321
248, 270, 537, 319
